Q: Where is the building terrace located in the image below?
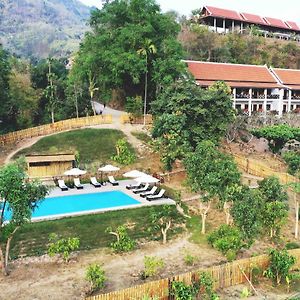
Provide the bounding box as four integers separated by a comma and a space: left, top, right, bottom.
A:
185, 60, 300, 116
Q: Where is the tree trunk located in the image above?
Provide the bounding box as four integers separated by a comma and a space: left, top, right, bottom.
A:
143, 69, 148, 126
295, 194, 299, 239
109, 231, 120, 243
161, 221, 171, 244
51, 110, 55, 124
4, 226, 19, 274
201, 213, 207, 234
224, 202, 232, 225
0, 246, 7, 276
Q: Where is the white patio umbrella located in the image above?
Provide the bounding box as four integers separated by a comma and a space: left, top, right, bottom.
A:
134, 174, 160, 184
64, 167, 87, 176
123, 170, 147, 178
98, 164, 120, 182
98, 164, 120, 172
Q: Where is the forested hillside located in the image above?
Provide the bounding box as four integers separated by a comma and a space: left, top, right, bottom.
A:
0, 0, 91, 59
180, 23, 300, 69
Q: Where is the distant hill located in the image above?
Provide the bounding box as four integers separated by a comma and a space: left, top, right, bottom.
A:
0, 0, 93, 59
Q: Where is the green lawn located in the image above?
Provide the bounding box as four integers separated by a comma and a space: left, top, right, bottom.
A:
11, 206, 183, 258
14, 128, 134, 166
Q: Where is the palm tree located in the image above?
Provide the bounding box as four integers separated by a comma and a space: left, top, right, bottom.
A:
137, 39, 157, 126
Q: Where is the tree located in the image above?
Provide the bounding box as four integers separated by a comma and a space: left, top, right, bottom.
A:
0, 45, 12, 133
290, 183, 300, 238
230, 186, 263, 242
73, 0, 184, 108
149, 205, 184, 244
258, 176, 289, 238
0, 161, 48, 275
184, 141, 241, 234
137, 39, 157, 125
152, 79, 235, 169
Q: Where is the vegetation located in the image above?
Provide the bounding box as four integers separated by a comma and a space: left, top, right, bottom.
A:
14, 129, 130, 167
0, 0, 90, 59
85, 264, 106, 293
252, 125, 300, 152
0, 161, 48, 275
106, 225, 136, 252
148, 205, 184, 244
264, 249, 296, 285
152, 80, 235, 170
283, 152, 300, 175
111, 138, 136, 165
184, 140, 240, 234
73, 0, 184, 110
47, 233, 80, 262
207, 225, 244, 260
143, 256, 165, 278
180, 23, 300, 69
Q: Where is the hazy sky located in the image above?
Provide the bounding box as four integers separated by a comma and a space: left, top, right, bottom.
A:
79, 0, 300, 23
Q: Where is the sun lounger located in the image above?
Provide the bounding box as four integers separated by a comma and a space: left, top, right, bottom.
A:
90, 177, 101, 188
140, 186, 157, 198
58, 179, 68, 191
126, 182, 143, 190
146, 189, 166, 201
74, 178, 84, 189
108, 176, 119, 186
132, 183, 149, 194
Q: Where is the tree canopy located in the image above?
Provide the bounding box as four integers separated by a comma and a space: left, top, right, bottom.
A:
72, 0, 185, 106
152, 79, 235, 169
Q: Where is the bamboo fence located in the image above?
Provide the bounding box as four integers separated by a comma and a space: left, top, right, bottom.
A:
234, 154, 298, 185
86, 249, 300, 300
120, 113, 153, 125
0, 115, 112, 146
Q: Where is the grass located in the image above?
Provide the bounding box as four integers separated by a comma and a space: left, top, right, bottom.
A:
131, 131, 153, 145
186, 216, 207, 245
14, 129, 134, 166
11, 206, 183, 258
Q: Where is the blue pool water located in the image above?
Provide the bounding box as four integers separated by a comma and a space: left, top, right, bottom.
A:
3, 191, 141, 221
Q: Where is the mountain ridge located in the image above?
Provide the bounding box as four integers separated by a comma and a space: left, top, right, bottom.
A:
0, 0, 93, 59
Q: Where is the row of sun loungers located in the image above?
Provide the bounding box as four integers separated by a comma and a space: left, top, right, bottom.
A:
58, 176, 119, 191
125, 183, 165, 201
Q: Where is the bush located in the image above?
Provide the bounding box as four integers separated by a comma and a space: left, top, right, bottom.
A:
264, 249, 296, 285
225, 249, 237, 262
171, 281, 198, 300
125, 96, 143, 118
143, 256, 164, 278
85, 264, 106, 292
198, 272, 219, 299
47, 233, 80, 262
286, 242, 300, 250
184, 253, 197, 266
106, 225, 136, 253
283, 151, 300, 175
111, 138, 136, 165
207, 225, 243, 259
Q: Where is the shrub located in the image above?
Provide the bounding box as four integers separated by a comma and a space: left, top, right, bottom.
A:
198, 272, 219, 300
286, 242, 300, 250
184, 253, 197, 266
106, 225, 136, 253
47, 233, 80, 262
125, 96, 143, 118
143, 256, 164, 278
85, 264, 106, 292
171, 281, 198, 300
111, 138, 136, 165
207, 225, 243, 259
283, 151, 300, 175
264, 249, 296, 285
225, 249, 237, 262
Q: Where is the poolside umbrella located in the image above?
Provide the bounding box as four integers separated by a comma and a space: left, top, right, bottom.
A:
134, 174, 160, 184
98, 164, 120, 182
123, 170, 147, 178
64, 168, 87, 176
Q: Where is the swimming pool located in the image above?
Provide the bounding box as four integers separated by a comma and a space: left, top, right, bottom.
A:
3, 191, 141, 221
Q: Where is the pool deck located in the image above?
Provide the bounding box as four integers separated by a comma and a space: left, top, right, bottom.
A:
32, 180, 175, 222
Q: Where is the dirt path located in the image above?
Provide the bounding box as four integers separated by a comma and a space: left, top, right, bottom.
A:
0, 236, 223, 300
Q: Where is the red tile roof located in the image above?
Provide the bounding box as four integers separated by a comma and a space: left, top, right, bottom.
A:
204, 6, 242, 21
272, 68, 300, 87
185, 60, 282, 88
240, 13, 267, 26
263, 17, 289, 29
285, 21, 300, 31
